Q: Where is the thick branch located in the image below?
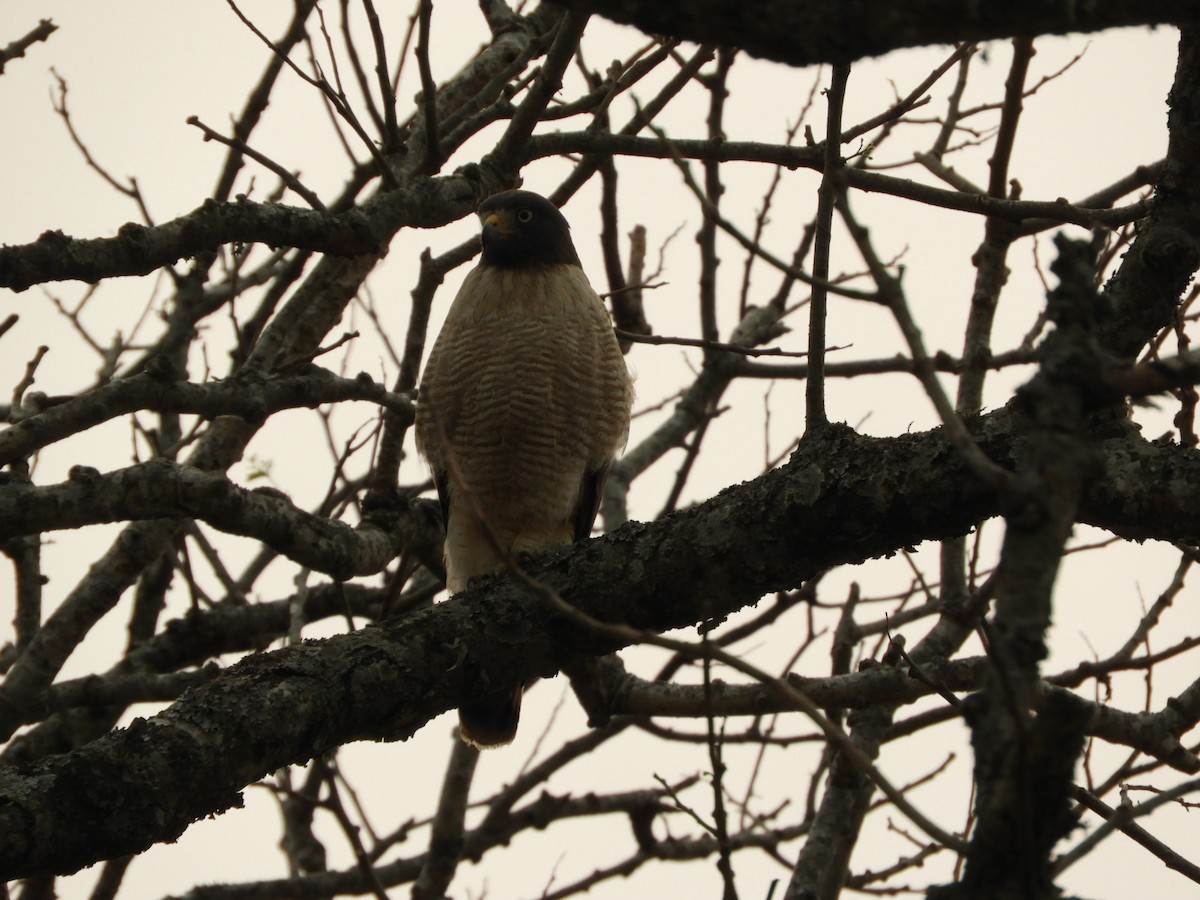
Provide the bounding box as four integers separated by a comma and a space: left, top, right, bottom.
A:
0, 174, 496, 292
1100, 26, 1200, 357
0, 368, 412, 465
555, 0, 1199, 67
605, 661, 1200, 772
0, 202, 385, 292
0, 18, 57, 75
0, 460, 417, 580
2, 415, 1200, 876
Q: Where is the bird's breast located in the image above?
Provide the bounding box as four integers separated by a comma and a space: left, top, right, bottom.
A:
447, 263, 598, 322
416, 261, 633, 529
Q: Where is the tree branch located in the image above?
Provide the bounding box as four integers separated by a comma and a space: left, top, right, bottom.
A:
554, 0, 1200, 67
2, 411, 1200, 877
0, 173, 499, 293
0, 18, 57, 75
0, 368, 411, 465
0, 460, 420, 580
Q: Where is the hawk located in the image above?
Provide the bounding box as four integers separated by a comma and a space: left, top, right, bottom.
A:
415, 190, 634, 748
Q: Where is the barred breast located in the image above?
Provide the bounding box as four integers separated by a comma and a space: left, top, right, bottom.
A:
416, 263, 633, 592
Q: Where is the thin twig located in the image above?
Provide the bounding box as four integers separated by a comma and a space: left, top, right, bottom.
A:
224, 0, 397, 188
361, 0, 399, 145
836, 193, 1009, 489
616, 328, 823, 359
808, 63, 851, 429
187, 116, 326, 210
414, 0, 440, 170
50, 70, 154, 224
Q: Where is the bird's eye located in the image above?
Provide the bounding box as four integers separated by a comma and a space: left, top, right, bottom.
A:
516, 208, 534, 223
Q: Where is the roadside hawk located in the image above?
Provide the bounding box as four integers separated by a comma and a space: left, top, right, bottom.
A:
415, 190, 634, 748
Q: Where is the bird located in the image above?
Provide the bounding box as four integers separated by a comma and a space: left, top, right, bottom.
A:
414, 190, 634, 748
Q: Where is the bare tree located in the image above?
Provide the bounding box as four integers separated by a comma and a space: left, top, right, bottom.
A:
2, 3, 1200, 899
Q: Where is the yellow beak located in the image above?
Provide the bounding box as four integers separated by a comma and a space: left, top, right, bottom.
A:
481, 209, 515, 237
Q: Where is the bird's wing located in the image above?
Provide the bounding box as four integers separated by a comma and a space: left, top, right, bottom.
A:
573, 461, 612, 543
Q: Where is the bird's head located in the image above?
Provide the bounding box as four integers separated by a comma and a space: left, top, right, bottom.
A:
477, 190, 581, 269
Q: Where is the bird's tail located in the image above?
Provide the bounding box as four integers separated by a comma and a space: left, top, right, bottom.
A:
459, 685, 525, 748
